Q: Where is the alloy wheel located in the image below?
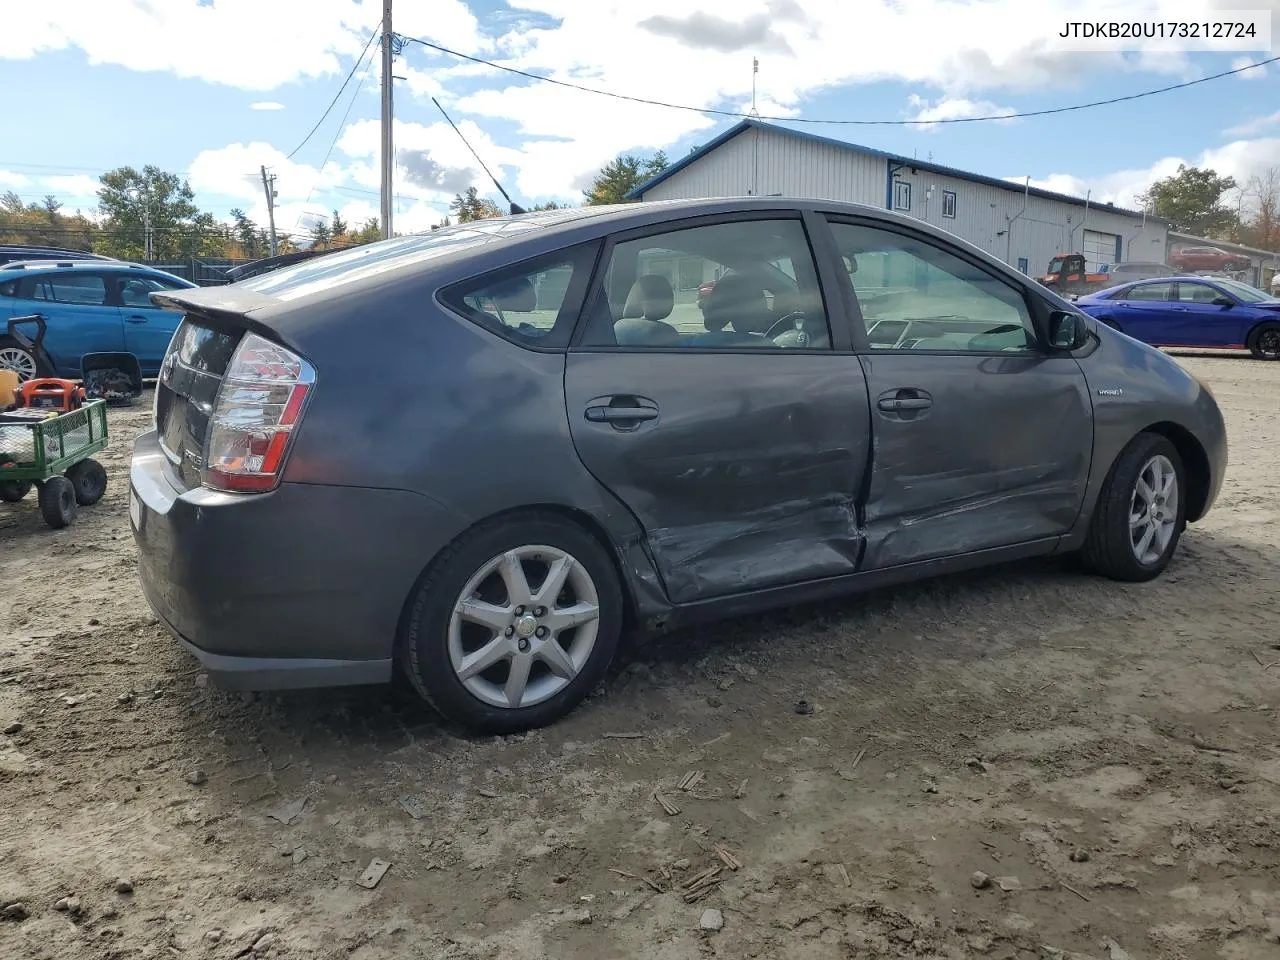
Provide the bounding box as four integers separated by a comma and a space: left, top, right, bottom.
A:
447, 545, 601, 709
0, 345, 37, 382
1257, 329, 1280, 360
1129, 454, 1179, 565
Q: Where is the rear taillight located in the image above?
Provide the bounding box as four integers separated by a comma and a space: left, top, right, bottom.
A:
202, 333, 315, 493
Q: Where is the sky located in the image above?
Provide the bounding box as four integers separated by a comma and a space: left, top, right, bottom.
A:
1, 0, 1279, 241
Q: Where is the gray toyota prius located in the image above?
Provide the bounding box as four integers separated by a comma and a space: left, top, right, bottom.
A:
130, 198, 1227, 733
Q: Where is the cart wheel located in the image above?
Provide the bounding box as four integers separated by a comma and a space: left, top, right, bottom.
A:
38, 476, 77, 528
0, 480, 32, 502
66, 459, 108, 506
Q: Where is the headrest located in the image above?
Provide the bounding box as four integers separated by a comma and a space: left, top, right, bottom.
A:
701, 271, 774, 334
488, 276, 537, 312
621, 274, 675, 321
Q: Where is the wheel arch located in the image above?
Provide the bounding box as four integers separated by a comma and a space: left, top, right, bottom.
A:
393, 503, 640, 657
1141, 421, 1212, 523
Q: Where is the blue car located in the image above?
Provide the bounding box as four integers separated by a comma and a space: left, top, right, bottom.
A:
0, 261, 197, 381
1075, 275, 1280, 361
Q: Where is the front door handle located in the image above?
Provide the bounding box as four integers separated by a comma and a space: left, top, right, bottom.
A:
585, 405, 658, 423
877, 388, 933, 417
584, 395, 660, 431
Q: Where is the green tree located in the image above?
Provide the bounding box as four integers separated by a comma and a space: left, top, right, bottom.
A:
1138, 165, 1239, 237
529, 200, 570, 211
450, 186, 503, 222
229, 208, 263, 258
0, 190, 97, 250
309, 217, 332, 248
330, 209, 349, 241
97, 165, 210, 260
583, 151, 668, 205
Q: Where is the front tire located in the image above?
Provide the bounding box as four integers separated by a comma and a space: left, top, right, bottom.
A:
38, 476, 78, 529
0, 337, 42, 383
401, 514, 624, 734
1248, 322, 1280, 361
0, 480, 32, 502
1081, 433, 1186, 582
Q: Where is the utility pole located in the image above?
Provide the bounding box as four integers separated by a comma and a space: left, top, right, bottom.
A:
260, 165, 279, 256
380, 0, 394, 239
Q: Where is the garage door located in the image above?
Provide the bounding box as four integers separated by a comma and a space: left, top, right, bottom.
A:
1082, 230, 1119, 273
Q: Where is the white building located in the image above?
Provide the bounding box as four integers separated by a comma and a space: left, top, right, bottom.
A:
627, 120, 1170, 278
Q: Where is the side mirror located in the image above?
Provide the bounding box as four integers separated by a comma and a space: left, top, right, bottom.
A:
1048, 310, 1088, 351
1211, 296, 1233, 307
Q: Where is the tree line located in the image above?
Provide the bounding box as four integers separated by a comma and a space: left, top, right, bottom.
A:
0, 151, 673, 259
13, 151, 1267, 259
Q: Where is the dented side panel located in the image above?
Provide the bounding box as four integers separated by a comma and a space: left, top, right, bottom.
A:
564, 352, 871, 604
858, 353, 1092, 569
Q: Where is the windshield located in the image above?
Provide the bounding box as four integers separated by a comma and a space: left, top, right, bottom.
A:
1048, 258, 1065, 274
1215, 278, 1271, 302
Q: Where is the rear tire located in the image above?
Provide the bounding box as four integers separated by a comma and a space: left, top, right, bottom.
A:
0, 480, 31, 502
1080, 433, 1185, 582
38, 476, 77, 529
66, 459, 107, 506
401, 514, 624, 735
1248, 322, 1280, 361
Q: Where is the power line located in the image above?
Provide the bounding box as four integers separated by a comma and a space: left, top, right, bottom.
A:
293, 33, 380, 233
285, 26, 381, 161
402, 37, 1280, 126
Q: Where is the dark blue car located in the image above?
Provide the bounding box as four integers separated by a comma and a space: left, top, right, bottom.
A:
1075, 276, 1280, 360
0, 261, 196, 381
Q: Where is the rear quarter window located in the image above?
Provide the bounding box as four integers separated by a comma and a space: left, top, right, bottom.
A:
439, 241, 601, 349
0, 279, 15, 297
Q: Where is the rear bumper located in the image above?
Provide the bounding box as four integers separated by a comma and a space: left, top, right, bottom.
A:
129, 429, 462, 690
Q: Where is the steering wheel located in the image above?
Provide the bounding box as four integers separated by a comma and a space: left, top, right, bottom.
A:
764, 312, 807, 340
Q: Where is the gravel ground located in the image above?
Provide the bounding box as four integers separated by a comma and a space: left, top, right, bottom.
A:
1, 355, 1278, 960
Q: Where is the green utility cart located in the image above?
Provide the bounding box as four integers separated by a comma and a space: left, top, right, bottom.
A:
0, 400, 109, 528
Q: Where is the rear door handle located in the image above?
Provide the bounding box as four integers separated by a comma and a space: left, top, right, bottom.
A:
125, 314, 149, 323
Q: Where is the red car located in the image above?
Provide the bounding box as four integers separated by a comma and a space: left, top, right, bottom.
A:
1168, 246, 1250, 273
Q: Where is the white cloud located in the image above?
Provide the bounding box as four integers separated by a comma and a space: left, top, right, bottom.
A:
1232, 56, 1269, 80
42, 174, 101, 201
906, 95, 1017, 131
1010, 138, 1280, 212
0, 170, 32, 189
1225, 111, 1280, 137
0, 0, 481, 90
250, 102, 286, 111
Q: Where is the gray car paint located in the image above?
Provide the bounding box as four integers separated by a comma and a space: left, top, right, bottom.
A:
131, 197, 1227, 691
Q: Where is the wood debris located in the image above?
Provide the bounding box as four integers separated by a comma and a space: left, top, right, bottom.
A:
835, 863, 852, 887
602, 732, 645, 740
653, 791, 680, 816
609, 867, 664, 893
681, 865, 724, 902
714, 845, 742, 871
677, 770, 705, 791
476, 788, 499, 799
1060, 880, 1091, 902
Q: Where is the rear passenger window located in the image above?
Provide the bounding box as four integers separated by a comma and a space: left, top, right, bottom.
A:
31, 274, 109, 305
440, 242, 599, 349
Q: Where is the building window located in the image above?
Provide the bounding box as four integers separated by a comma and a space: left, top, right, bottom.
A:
941, 190, 957, 219
893, 180, 911, 211
1016, 257, 1029, 274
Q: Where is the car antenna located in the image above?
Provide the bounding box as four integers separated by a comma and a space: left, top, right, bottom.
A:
431, 97, 526, 215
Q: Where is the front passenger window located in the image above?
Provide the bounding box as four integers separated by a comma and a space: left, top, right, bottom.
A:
827, 220, 1037, 353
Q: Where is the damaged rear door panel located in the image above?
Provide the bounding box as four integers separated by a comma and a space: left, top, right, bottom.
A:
564, 213, 872, 605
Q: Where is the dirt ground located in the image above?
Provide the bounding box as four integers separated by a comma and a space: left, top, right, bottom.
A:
1, 355, 1278, 960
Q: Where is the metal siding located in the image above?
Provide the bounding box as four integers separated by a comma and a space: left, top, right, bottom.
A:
640, 132, 1170, 276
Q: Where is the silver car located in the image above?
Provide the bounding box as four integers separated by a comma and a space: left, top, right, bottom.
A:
129, 198, 1228, 733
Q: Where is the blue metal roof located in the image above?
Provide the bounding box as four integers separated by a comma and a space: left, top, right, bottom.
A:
626, 119, 1164, 222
